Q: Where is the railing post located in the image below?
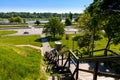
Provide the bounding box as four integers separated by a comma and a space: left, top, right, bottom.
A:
93, 61, 99, 80
58, 53, 59, 65
68, 51, 70, 68
76, 59, 79, 80
62, 53, 63, 66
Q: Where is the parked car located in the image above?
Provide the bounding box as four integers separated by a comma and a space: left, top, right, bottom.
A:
24, 32, 29, 34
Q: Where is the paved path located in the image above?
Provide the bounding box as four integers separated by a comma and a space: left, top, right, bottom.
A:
1, 27, 79, 36
6, 28, 43, 36
41, 34, 52, 55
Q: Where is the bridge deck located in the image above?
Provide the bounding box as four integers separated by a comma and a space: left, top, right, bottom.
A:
58, 57, 118, 80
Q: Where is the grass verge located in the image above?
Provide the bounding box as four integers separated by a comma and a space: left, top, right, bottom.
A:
0, 25, 28, 28
0, 35, 42, 47
0, 30, 17, 36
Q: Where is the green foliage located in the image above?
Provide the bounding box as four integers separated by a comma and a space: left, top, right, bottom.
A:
35, 20, 40, 25
0, 18, 2, 21
0, 44, 47, 80
69, 12, 73, 20
78, 0, 120, 57
78, 11, 91, 31
44, 17, 65, 37
65, 18, 72, 26
0, 12, 80, 18
0, 30, 17, 36
77, 33, 91, 49
74, 17, 79, 22
9, 16, 22, 23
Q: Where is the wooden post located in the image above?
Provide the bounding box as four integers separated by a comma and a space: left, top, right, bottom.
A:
58, 54, 59, 65
68, 52, 70, 68
93, 61, 99, 80
62, 53, 63, 66
76, 59, 79, 80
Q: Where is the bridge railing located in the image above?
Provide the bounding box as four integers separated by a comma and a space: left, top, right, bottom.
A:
45, 48, 120, 80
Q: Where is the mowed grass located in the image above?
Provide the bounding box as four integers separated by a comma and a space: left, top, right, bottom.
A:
47, 34, 80, 50
0, 35, 42, 47
0, 44, 47, 80
0, 30, 17, 35
47, 34, 120, 56
0, 25, 28, 28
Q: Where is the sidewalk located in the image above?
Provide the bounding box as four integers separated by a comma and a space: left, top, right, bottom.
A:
41, 34, 52, 55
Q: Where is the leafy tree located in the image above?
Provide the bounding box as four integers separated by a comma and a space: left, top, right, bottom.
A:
23, 19, 26, 24
74, 17, 79, 22
83, 0, 120, 56
69, 12, 73, 20
15, 16, 22, 23
9, 17, 14, 23
44, 17, 65, 38
65, 18, 72, 26
77, 33, 91, 55
9, 16, 22, 23
35, 20, 40, 25
78, 1, 103, 56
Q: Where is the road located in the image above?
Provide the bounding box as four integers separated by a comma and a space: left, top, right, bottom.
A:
1, 27, 79, 36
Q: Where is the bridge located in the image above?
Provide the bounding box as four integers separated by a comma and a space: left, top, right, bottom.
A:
44, 48, 120, 80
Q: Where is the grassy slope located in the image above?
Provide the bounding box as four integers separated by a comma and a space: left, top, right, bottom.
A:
0, 35, 42, 47
0, 30, 17, 35
0, 44, 46, 80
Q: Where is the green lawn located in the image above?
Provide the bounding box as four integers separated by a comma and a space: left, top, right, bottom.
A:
0, 30, 17, 35
47, 34, 83, 50
0, 43, 47, 80
0, 35, 42, 47
47, 34, 120, 56
0, 30, 47, 80
0, 25, 28, 28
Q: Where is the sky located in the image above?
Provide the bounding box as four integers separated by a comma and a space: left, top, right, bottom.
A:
0, 0, 93, 13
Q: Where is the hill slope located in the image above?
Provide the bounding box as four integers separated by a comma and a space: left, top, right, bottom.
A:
0, 44, 46, 80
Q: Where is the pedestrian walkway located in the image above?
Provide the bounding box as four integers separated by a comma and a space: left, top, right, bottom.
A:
41, 34, 52, 55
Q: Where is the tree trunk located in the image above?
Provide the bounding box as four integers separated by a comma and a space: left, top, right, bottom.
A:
90, 29, 95, 57
104, 37, 112, 56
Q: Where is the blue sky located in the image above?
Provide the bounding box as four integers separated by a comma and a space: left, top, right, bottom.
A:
0, 0, 93, 13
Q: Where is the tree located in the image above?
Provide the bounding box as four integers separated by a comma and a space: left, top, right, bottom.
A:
74, 17, 79, 22
65, 18, 72, 26
9, 17, 14, 23
35, 20, 40, 25
9, 16, 22, 23
44, 17, 65, 38
69, 12, 73, 20
82, 0, 120, 56
78, 1, 103, 56
15, 16, 22, 23
77, 33, 91, 55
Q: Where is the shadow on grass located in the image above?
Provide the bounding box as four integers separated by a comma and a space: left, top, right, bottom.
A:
35, 35, 61, 43
46, 35, 61, 42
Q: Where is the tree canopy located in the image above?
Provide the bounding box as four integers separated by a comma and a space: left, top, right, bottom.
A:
44, 17, 65, 37
35, 20, 40, 26
78, 0, 120, 56
0, 12, 80, 19
65, 18, 72, 26
9, 16, 22, 23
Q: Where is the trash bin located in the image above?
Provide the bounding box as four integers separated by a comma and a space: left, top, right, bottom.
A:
55, 41, 62, 52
